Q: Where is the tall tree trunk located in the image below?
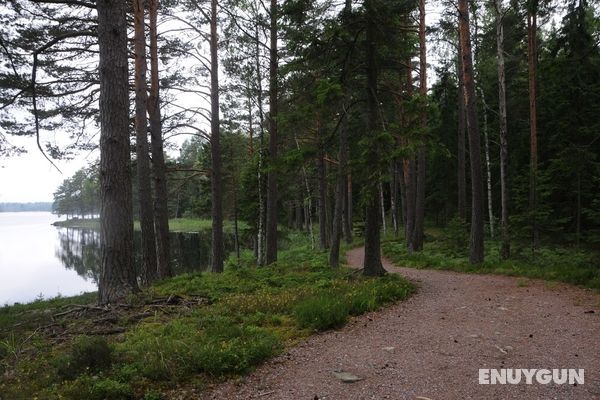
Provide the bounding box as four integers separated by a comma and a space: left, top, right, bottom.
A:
97, 0, 138, 304
329, 119, 349, 267
265, 0, 278, 264
398, 158, 407, 230
380, 181, 387, 236
403, 62, 416, 251
576, 171, 581, 247
318, 145, 329, 249
495, 0, 510, 259
345, 173, 353, 243
363, 0, 386, 276
527, 4, 539, 250
234, 189, 240, 260
295, 133, 315, 249
457, 39, 467, 221
210, 0, 224, 273
255, 21, 266, 266
148, 0, 171, 279
458, 0, 485, 264
134, 0, 157, 285
390, 161, 399, 236
478, 87, 494, 238
411, 0, 427, 251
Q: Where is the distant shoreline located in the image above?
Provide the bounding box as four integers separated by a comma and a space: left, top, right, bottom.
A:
0, 202, 52, 212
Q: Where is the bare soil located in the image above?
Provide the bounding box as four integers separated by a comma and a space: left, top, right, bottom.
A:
199, 247, 600, 400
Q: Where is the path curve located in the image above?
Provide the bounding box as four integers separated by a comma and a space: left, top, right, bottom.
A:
199, 247, 600, 400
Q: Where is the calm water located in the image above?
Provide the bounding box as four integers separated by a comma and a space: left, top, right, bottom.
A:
0, 212, 239, 305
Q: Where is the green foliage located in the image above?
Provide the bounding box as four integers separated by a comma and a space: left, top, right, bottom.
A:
62, 376, 132, 400
382, 229, 600, 290
52, 165, 100, 219
294, 294, 349, 331
55, 336, 113, 380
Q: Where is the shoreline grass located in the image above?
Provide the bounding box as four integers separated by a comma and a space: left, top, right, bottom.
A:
52, 217, 249, 233
0, 237, 414, 399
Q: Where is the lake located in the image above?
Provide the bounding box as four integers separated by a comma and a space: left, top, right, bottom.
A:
0, 212, 236, 305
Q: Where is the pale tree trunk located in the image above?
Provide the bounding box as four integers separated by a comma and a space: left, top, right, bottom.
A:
496, 0, 510, 259
478, 87, 494, 238
148, 0, 171, 279
363, 0, 386, 276
134, 0, 157, 285
265, 0, 278, 264
527, 4, 539, 250
210, 0, 224, 273
458, 0, 485, 264
255, 21, 266, 266
97, 0, 138, 303
457, 39, 467, 221
380, 181, 387, 236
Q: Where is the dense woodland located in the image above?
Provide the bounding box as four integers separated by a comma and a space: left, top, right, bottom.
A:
1, 0, 600, 303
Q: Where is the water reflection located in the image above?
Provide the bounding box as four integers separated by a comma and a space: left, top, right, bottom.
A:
56, 228, 101, 282
55, 228, 246, 282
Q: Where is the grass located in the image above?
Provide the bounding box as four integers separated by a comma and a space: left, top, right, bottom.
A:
53, 217, 249, 233
381, 226, 600, 290
0, 234, 413, 399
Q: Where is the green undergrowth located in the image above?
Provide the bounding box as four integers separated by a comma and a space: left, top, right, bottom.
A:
381, 226, 600, 290
53, 218, 248, 234
0, 236, 413, 399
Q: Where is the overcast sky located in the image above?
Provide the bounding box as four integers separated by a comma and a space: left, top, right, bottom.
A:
0, 135, 95, 202
0, 3, 445, 204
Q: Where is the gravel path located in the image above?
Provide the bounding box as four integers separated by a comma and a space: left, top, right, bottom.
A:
200, 247, 600, 400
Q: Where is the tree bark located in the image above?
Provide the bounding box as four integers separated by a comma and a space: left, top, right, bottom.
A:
134, 0, 157, 285
390, 161, 399, 236
478, 87, 494, 238
527, 3, 539, 250
380, 181, 387, 236
329, 119, 348, 267
411, 0, 427, 252
318, 144, 329, 249
265, 0, 278, 264
97, 0, 138, 304
345, 173, 353, 244
255, 21, 267, 266
457, 39, 467, 221
148, 0, 171, 279
496, 0, 510, 260
403, 61, 416, 251
363, 0, 386, 277
458, 0, 485, 264
210, 0, 224, 273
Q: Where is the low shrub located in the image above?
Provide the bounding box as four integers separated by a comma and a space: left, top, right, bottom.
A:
62, 376, 132, 400
56, 336, 112, 380
294, 294, 349, 331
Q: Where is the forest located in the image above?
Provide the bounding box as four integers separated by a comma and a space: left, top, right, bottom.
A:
1, 0, 599, 398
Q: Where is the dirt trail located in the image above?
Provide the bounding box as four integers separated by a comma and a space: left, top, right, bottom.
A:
201, 247, 600, 400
